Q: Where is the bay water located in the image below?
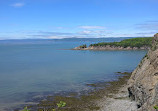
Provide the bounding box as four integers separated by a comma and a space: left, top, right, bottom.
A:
0, 38, 147, 110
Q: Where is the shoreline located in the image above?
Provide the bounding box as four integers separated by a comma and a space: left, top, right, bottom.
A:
72, 46, 149, 51
96, 72, 137, 111
23, 72, 135, 111
97, 81, 137, 111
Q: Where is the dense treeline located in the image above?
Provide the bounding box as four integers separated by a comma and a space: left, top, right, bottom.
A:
90, 37, 153, 48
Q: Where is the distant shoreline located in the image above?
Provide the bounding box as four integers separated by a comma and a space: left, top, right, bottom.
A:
72, 46, 150, 50
73, 37, 152, 51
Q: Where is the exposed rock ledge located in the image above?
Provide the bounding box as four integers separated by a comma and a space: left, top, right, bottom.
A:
128, 33, 158, 111
98, 85, 137, 111
73, 46, 150, 50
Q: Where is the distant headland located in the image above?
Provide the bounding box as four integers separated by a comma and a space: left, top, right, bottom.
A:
73, 37, 153, 50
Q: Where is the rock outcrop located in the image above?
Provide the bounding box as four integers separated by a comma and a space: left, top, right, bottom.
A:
73, 46, 149, 50
128, 33, 158, 111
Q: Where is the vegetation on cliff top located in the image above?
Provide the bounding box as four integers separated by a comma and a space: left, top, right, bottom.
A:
89, 37, 153, 48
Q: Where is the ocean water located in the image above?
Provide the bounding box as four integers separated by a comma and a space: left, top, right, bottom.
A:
0, 38, 147, 110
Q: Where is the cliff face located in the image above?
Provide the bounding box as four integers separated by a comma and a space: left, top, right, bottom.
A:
128, 33, 158, 111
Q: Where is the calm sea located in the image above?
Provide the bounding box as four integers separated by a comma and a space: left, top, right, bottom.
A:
0, 38, 147, 110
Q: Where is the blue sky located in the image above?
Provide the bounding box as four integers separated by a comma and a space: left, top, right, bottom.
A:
0, 0, 158, 39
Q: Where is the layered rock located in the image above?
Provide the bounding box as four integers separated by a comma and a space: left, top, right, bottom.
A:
128, 33, 158, 111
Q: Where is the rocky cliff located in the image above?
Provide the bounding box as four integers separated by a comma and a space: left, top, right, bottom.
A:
128, 33, 158, 111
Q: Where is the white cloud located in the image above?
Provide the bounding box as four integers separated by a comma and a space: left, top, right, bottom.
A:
135, 21, 158, 31
47, 36, 64, 39
79, 30, 92, 35
79, 26, 106, 30
11, 3, 25, 8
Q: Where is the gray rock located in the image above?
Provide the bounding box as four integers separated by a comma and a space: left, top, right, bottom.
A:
128, 33, 158, 111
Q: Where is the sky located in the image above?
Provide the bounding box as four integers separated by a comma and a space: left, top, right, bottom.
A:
0, 0, 158, 39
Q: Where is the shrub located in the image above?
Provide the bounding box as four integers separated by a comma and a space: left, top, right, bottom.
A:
22, 106, 30, 111
79, 44, 87, 48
